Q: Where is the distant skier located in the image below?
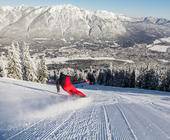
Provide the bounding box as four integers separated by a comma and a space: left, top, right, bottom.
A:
56, 69, 86, 97
86, 71, 96, 85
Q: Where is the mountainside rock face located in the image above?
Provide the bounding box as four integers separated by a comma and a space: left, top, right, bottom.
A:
0, 5, 170, 45
0, 5, 127, 40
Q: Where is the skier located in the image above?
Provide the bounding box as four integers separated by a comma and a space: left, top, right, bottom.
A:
56, 70, 86, 97
86, 71, 95, 85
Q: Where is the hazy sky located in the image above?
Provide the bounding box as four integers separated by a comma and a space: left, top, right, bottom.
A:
0, 0, 170, 19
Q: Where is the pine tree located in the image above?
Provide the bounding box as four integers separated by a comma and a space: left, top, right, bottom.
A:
37, 55, 48, 83
53, 70, 57, 81
105, 69, 113, 86
6, 42, 22, 80
97, 69, 105, 85
123, 70, 130, 87
112, 70, 118, 86
82, 69, 88, 81
115, 70, 125, 87
21, 42, 37, 82
0, 55, 7, 77
86, 71, 95, 84
160, 70, 170, 91
129, 70, 136, 88
136, 68, 159, 90
144, 69, 159, 90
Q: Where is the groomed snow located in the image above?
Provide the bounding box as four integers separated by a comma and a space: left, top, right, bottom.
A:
0, 78, 170, 140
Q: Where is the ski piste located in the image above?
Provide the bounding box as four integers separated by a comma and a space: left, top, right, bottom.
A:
0, 78, 170, 140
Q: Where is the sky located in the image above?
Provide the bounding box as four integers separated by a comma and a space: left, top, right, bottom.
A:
0, 0, 170, 19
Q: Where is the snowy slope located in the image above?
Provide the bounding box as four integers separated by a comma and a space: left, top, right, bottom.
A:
147, 37, 170, 52
0, 78, 170, 140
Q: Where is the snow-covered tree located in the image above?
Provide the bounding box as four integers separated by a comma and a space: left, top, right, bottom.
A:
97, 69, 106, 85
53, 70, 57, 81
0, 55, 7, 77
37, 55, 48, 83
105, 69, 113, 86
159, 70, 170, 92
109, 62, 113, 73
6, 42, 22, 80
136, 68, 159, 90
21, 42, 37, 82
82, 69, 88, 81
129, 70, 136, 88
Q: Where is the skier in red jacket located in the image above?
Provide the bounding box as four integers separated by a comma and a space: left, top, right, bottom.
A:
56, 72, 86, 97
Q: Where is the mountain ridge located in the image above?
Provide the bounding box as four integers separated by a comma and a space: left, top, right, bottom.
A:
0, 5, 170, 48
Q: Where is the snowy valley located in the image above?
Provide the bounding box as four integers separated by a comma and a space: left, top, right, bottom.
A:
0, 5, 170, 69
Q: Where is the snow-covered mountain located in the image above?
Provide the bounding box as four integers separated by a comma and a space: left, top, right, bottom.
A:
0, 4, 170, 66
0, 5, 126, 40
0, 4, 170, 44
143, 16, 170, 25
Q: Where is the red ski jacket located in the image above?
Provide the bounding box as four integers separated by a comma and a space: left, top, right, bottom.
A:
58, 73, 86, 97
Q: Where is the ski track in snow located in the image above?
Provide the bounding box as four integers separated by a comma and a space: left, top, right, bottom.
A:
6, 111, 74, 140
114, 95, 170, 140
0, 78, 170, 140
